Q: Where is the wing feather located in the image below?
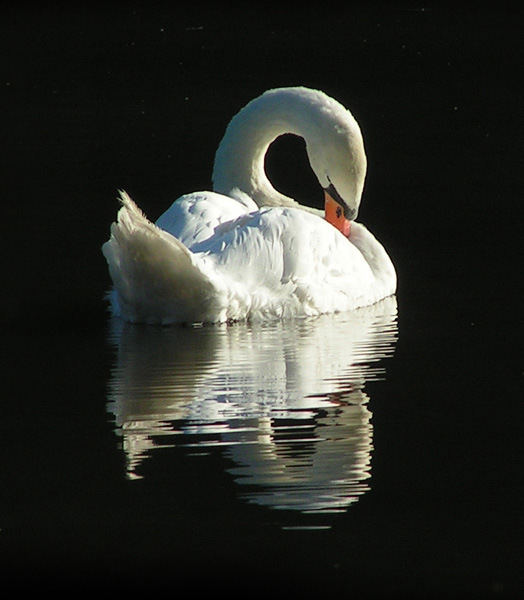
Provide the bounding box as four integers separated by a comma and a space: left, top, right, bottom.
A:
155, 191, 258, 249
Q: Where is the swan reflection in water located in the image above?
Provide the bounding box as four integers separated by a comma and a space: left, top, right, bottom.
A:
106, 296, 398, 514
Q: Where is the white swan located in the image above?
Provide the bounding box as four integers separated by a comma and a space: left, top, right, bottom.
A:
102, 87, 396, 324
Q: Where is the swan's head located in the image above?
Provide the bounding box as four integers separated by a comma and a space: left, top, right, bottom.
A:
303, 93, 367, 236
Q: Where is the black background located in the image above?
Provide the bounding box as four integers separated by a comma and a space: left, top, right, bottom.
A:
2, 2, 523, 596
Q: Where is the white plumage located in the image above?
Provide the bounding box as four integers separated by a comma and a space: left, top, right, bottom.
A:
102, 87, 396, 324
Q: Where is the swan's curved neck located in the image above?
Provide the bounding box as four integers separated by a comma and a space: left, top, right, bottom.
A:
212, 90, 319, 208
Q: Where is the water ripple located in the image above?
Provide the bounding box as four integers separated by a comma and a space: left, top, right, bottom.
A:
106, 296, 398, 514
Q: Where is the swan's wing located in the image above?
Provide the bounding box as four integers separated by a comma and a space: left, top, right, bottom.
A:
200, 207, 378, 315
155, 191, 258, 250
102, 192, 227, 324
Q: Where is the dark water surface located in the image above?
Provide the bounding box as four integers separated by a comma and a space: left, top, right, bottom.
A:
2, 3, 523, 597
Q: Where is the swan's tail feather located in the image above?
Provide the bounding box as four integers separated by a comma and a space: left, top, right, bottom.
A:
102, 191, 224, 324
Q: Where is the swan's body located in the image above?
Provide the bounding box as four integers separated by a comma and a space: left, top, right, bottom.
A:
103, 87, 396, 324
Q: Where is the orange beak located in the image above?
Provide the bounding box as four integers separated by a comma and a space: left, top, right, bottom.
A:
325, 190, 351, 237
